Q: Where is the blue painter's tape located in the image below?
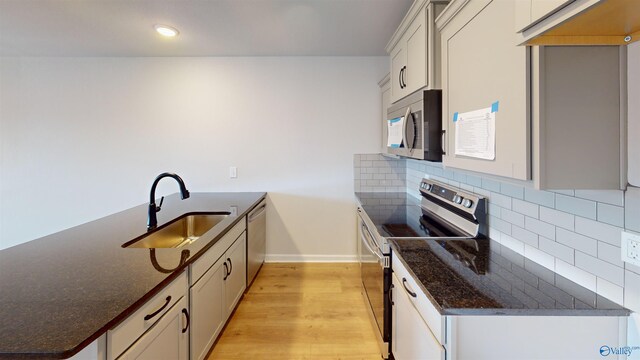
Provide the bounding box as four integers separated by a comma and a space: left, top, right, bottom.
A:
453, 112, 458, 122
389, 117, 401, 123
390, 144, 400, 148
491, 101, 499, 113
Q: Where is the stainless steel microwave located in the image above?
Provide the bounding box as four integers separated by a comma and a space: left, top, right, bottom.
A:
384, 90, 442, 161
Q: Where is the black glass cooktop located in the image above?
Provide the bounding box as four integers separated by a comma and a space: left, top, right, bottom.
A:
356, 192, 468, 239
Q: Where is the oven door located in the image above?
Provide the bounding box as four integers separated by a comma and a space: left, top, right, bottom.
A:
357, 212, 390, 358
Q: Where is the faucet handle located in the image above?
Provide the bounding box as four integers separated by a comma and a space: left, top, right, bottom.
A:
156, 196, 164, 212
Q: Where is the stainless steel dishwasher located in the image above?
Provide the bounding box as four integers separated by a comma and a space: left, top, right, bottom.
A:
246, 199, 266, 286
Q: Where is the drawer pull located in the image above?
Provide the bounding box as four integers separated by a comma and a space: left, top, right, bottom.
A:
402, 278, 417, 298
223, 262, 229, 280
181, 308, 190, 333
144, 295, 171, 321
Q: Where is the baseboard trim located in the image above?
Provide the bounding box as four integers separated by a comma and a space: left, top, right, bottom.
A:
265, 254, 358, 263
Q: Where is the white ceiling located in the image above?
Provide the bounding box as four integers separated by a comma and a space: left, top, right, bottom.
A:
0, 0, 413, 57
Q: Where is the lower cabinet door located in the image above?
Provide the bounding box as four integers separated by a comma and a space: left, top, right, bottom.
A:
391, 274, 445, 360
224, 233, 247, 314
118, 296, 189, 360
190, 256, 227, 360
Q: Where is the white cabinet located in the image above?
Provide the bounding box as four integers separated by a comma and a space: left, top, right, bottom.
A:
108, 272, 188, 360
224, 234, 247, 314
515, 0, 573, 32
117, 296, 189, 360
629, 42, 640, 187
437, 0, 624, 189
190, 256, 226, 360
386, 0, 448, 103
391, 274, 445, 360
189, 225, 247, 360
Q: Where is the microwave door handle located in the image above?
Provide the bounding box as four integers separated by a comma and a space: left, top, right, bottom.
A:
441, 129, 447, 155
403, 107, 413, 152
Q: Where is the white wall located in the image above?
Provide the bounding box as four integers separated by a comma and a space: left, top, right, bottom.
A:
0, 56, 387, 259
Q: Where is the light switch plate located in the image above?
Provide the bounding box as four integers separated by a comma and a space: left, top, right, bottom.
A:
621, 231, 640, 267
229, 166, 237, 178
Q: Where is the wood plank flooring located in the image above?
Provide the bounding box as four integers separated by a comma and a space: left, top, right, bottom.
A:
207, 263, 381, 360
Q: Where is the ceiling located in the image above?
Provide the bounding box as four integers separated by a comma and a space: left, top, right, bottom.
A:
0, 0, 413, 57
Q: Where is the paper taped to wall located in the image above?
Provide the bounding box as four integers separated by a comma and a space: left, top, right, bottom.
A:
387, 117, 404, 148
454, 106, 496, 160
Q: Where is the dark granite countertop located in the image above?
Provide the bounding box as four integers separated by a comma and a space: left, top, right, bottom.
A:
390, 238, 630, 316
0, 192, 265, 359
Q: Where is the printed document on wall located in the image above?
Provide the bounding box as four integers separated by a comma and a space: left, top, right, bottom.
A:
387, 117, 404, 148
454, 106, 496, 160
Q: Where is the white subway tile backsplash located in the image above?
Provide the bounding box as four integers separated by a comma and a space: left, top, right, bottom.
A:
481, 178, 501, 192
500, 183, 525, 199
539, 206, 574, 231
597, 241, 624, 268
512, 226, 539, 247
488, 203, 502, 218
598, 203, 624, 227
596, 277, 624, 305
501, 234, 525, 255
555, 194, 597, 220
574, 251, 624, 286
454, 172, 467, 183
501, 209, 525, 228
539, 236, 575, 264
555, 259, 597, 292
489, 215, 512, 235
575, 217, 622, 247
575, 189, 624, 206
624, 270, 640, 312
512, 199, 539, 218
556, 228, 598, 257
625, 187, 640, 233
525, 217, 556, 240
552, 190, 575, 196
524, 245, 555, 271
466, 175, 482, 187
524, 188, 555, 208
490, 192, 512, 210
473, 187, 490, 197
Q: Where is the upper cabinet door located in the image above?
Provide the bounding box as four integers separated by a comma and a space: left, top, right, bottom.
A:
404, 10, 427, 96
440, 0, 531, 180
391, 46, 406, 102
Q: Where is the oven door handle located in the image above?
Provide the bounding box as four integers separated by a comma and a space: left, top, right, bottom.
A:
360, 222, 385, 264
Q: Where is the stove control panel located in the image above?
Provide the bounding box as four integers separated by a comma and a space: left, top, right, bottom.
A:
419, 178, 485, 214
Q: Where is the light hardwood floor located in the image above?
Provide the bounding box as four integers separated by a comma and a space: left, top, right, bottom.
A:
207, 263, 381, 360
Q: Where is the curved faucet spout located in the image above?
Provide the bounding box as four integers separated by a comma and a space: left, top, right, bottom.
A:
148, 172, 190, 230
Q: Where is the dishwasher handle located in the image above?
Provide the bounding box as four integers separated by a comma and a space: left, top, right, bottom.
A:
248, 203, 266, 222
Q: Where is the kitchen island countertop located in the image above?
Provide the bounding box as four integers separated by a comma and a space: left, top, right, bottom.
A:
0, 192, 265, 359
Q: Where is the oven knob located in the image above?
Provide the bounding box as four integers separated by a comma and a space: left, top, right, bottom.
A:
425, 183, 432, 191
462, 199, 474, 208
453, 195, 463, 204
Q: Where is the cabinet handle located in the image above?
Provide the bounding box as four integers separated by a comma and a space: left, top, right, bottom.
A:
181, 308, 190, 333
144, 296, 172, 321
399, 68, 404, 89
402, 278, 417, 298
388, 284, 394, 306
223, 262, 229, 280
441, 130, 447, 155
401, 66, 407, 88
227, 258, 233, 276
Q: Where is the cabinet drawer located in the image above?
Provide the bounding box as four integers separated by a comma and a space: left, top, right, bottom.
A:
392, 255, 444, 345
190, 219, 246, 285
108, 271, 188, 360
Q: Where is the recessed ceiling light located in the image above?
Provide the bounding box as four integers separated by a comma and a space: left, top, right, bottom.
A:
154, 24, 179, 37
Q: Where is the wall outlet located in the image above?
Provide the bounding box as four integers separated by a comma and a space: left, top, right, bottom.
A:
229, 166, 237, 178
622, 231, 640, 267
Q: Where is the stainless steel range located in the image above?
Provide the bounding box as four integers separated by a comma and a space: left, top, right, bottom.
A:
356, 178, 486, 359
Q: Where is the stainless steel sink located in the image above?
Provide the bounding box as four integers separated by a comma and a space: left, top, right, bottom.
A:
123, 212, 230, 249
